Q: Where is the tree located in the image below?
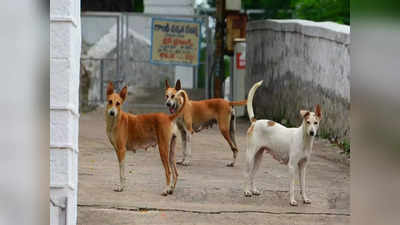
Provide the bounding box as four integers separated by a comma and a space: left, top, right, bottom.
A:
293, 0, 349, 25
225, 0, 349, 25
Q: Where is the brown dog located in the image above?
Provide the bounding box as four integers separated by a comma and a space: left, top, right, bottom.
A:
105, 82, 187, 195
164, 80, 246, 167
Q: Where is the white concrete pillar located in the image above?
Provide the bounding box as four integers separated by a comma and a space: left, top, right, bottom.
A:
232, 41, 246, 116
50, 0, 81, 224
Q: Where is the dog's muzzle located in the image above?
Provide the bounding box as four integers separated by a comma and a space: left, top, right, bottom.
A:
108, 108, 117, 117
166, 102, 176, 114
309, 131, 315, 136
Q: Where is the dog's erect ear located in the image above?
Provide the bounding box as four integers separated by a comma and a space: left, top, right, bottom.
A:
300, 110, 310, 118
165, 80, 170, 89
119, 86, 128, 102
315, 104, 322, 119
175, 79, 181, 91
107, 82, 114, 96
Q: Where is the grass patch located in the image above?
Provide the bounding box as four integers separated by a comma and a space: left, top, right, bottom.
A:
317, 129, 350, 155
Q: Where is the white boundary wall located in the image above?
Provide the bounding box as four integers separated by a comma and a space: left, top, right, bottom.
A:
246, 19, 350, 139
50, 0, 81, 224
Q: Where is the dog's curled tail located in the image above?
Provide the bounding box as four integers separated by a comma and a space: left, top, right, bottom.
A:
169, 89, 188, 121
228, 100, 247, 106
247, 80, 263, 123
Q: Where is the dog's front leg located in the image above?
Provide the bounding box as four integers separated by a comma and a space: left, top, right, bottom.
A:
114, 147, 126, 192
288, 162, 298, 206
299, 159, 311, 204
181, 131, 192, 166
158, 140, 173, 196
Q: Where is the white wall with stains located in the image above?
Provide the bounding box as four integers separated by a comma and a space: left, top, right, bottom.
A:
246, 19, 350, 139
50, 0, 81, 224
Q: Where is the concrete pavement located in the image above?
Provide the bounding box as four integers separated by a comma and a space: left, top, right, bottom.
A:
77, 109, 350, 225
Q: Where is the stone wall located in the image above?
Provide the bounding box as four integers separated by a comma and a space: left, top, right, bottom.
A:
246, 19, 350, 140
50, 0, 81, 224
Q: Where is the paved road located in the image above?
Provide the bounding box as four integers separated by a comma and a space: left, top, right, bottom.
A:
77, 109, 350, 225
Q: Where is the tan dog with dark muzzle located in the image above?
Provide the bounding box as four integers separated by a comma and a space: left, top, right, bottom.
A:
105, 82, 187, 196
164, 79, 246, 167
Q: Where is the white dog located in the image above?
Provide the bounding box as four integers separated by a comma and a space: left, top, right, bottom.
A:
244, 81, 322, 206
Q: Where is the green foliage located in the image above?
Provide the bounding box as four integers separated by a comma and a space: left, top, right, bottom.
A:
352, 0, 400, 18
294, 0, 349, 25
341, 139, 350, 155
206, 0, 349, 24
133, 0, 144, 12
315, 128, 350, 154
241, 0, 349, 25
224, 57, 230, 79
207, 0, 216, 7
243, 0, 293, 20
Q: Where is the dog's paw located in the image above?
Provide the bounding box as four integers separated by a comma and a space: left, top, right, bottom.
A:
289, 200, 298, 206
303, 198, 311, 204
161, 186, 173, 196
181, 161, 191, 166
178, 160, 191, 166
226, 162, 235, 167
168, 185, 175, 194
113, 185, 124, 192
252, 189, 261, 196
244, 190, 252, 197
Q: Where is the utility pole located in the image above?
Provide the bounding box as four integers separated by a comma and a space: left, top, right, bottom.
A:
214, 0, 225, 98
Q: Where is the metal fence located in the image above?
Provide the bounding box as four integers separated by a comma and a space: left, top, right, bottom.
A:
81, 12, 213, 107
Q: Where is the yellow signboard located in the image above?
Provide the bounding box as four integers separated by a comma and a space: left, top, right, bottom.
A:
151, 18, 201, 66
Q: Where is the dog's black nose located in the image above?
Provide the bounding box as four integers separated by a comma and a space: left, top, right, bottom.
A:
109, 111, 115, 116
166, 102, 171, 107
310, 131, 315, 136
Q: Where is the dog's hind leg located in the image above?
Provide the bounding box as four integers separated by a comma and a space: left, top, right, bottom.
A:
250, 148, 263, 195
219, 113, 238, 167
169, 134, 179, 192
244, 147, 255, 196
244, 146, 263, 197
158, 136, 172, 196
229, 109, 238, 150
